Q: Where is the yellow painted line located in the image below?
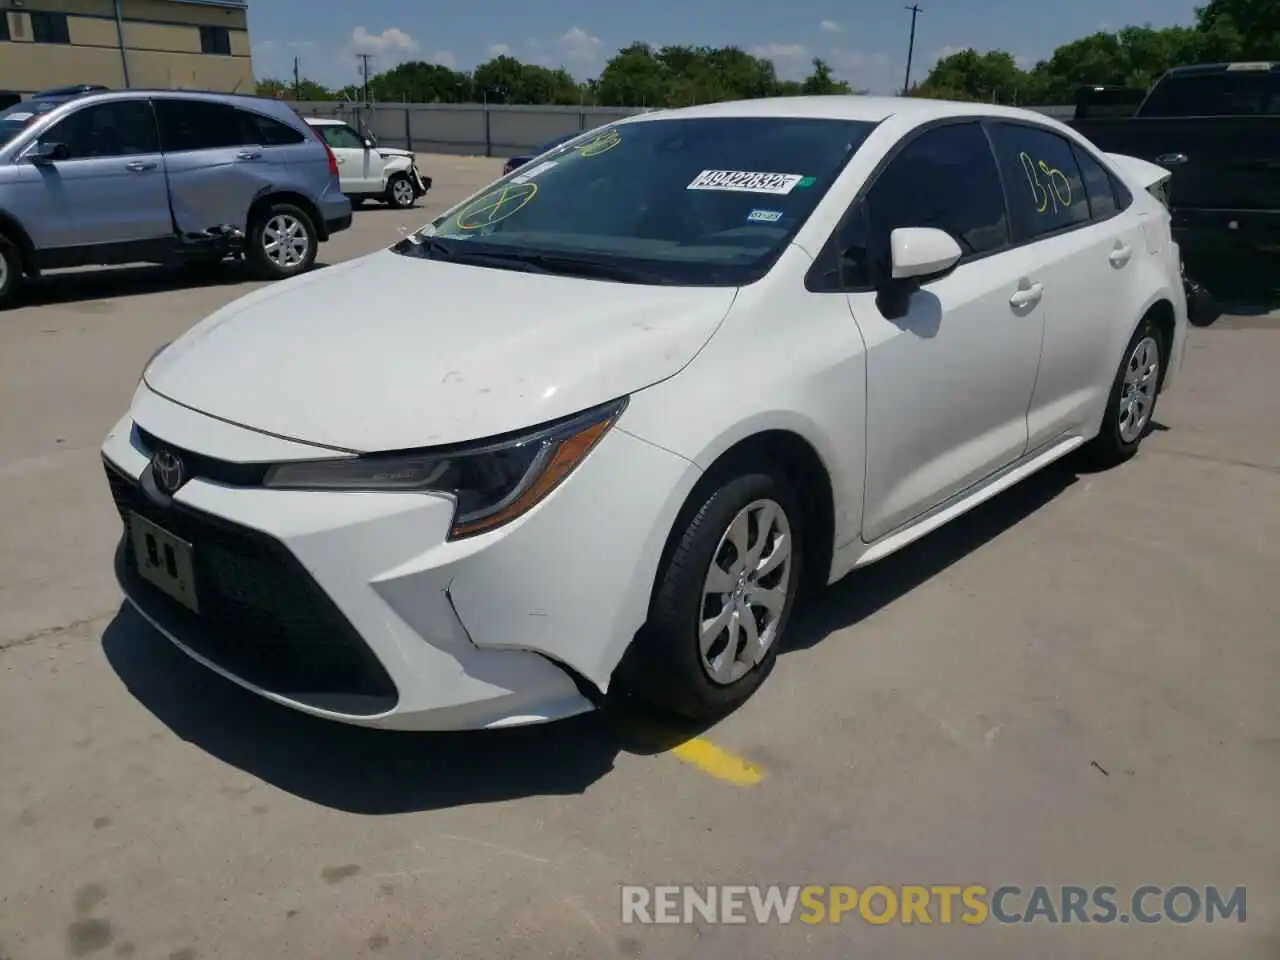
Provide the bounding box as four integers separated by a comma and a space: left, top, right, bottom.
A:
669, 737, 765, 786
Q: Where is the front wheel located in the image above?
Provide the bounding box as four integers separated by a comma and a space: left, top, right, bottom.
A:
385, 173, 416, 209
618, 469, 804, 721
245, 203, 318, 280
1083, 316, 1166, 468
0, 233, 20, 310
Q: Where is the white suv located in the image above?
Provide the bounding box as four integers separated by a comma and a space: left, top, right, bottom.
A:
304, 117, 430, 208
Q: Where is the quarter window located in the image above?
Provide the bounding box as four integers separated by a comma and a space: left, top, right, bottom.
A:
837, 121, 1009, 289
1071, 144, 1122, 220
41, 101, 159, 159
988, 123, 1091, 239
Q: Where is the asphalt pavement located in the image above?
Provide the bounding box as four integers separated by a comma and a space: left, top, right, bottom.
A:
0, 154, 1277, 960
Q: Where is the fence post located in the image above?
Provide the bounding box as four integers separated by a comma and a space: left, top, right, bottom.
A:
483, 103, 492, 157
404, 103, 412, 152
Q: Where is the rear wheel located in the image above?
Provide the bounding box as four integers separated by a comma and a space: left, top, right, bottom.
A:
618, 469, 804, 721
1083, 316, 1166, 468
0, 233, 20, 310
385, 173, 416, 209
245, 202, 317, 281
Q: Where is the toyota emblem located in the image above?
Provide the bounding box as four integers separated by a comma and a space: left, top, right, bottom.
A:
152, 450, 186, 494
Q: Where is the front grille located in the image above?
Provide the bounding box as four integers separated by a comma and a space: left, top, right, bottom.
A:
106, 461, 398, 716
135, 426, 267, 488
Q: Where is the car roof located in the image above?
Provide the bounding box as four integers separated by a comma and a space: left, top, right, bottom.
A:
615, 95, 1065, 127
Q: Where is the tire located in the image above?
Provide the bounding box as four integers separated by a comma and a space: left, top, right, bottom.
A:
245, 202, 318, 281
618, 469, 805, 721
0, 233, 21, 310
1083, 315, 1167, 468
385, 173, 416, 209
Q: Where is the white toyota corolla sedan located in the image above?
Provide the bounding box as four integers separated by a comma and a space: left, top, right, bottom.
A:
102, 96, 1187, 731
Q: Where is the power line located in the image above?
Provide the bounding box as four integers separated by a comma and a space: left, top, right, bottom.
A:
903, 4, 923, 95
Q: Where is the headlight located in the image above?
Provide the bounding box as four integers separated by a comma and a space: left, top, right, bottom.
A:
262, 397, 628, 539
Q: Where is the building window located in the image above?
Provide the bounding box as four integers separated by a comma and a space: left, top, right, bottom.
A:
31, 11, 71, 44
200, 25, 232, 55
0, 13, 10, 43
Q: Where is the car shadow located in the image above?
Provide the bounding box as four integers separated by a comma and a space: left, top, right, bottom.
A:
101, 605, 705, 815
103, 452, 1085, 815
16, 261, 331, 308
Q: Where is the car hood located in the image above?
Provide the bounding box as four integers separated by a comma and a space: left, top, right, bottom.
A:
377, 147, 415, 160
144, 250, 737, 452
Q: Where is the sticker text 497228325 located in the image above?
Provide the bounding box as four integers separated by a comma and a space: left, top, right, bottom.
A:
688, 170, 806, 195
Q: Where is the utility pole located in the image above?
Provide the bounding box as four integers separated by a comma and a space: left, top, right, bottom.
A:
293, 55, 300, 100
903, 4, 922, 95
357, 53, 374, 104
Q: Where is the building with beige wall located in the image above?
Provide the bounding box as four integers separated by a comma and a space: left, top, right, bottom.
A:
0, 0, 252, 95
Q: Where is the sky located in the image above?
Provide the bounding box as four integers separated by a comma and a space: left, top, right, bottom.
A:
247, 0, 1202, 95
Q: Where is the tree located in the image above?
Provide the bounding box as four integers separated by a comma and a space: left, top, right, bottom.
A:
255, 77, 335, 101
597, 42, 670, 106
1196, 0, 1279, 58
369, 61, 471, 103
801, 57, 854, 94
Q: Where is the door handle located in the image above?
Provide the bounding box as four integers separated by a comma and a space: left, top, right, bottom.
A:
125, 160, 156, 172
236, 150, 263, 161
1109, 242, 1133, 267
1155, 152, 1188, 165
1009, 281, 1043, 308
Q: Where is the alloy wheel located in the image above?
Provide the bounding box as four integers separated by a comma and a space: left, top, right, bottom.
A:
1118, 335, 1160, 443
262, 214, 310, 269
391, 178, 415, 207
698, 498, 793, 685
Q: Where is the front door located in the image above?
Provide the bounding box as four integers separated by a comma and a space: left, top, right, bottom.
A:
27, 99, 171, 249
318, 123, 380, 194
839, 121, 1046, 542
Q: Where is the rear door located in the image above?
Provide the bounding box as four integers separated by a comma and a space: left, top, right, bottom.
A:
985, 121, 1148, 446
26, 98, 170, 247
154, 97, 274, 234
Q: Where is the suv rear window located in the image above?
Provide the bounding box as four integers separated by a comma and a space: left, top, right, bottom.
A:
1140, 70, 1280, 117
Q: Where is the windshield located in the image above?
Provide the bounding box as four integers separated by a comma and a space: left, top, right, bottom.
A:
401, 115, 877, 286
0, 100, 62, 148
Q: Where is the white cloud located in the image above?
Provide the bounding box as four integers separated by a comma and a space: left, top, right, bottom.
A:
751, 42, 808, 60
429, 49, 457, 69
351, 26, 420, 57
560, 26, 602, 64
820, 19, 842, 33
486, 42, 512, 57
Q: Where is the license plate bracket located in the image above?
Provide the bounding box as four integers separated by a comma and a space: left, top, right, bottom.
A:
128, 511, 199, 613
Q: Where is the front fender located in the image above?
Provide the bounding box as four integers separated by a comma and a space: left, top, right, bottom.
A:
379, 156, 414, 189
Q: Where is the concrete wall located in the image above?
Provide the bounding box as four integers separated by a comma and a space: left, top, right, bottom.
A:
291, 100, 1075, 158
292, 101, 652, 158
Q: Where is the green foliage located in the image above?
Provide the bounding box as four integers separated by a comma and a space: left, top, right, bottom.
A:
257, 3, 1278, 109
912, 3, 1278, 104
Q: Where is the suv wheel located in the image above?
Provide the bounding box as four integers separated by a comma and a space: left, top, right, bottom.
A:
386, 173, 416, 209
246, 203, 318, 280
0, 233, 20, 310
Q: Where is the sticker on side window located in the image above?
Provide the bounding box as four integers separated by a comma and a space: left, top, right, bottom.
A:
687, 169, 805, 195
6, 112, 33, 122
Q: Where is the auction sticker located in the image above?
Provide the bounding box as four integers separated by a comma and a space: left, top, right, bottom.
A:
688, 169, 805, 194
747, 208, 783, 223
513, 160, 557, 182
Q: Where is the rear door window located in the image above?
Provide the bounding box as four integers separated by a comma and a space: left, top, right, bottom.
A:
155, 99, 248, 152
1140, 71, 1280, 117
238, 110, 305, 146
987, 123, 1091, 241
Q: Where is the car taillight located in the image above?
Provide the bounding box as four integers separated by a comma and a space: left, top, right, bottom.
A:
323, 141, 339, 177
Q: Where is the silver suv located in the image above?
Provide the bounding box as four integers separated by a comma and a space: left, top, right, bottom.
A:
0, 89, 352, 308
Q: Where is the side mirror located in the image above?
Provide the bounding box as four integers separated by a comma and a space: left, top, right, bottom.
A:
889, 227, 963, 283
29, 141, 70, 164
362, 138, 374, 149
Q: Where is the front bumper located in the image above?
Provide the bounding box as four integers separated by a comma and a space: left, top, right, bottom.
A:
410, 165, 431, 196
100, 387, 698, 730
